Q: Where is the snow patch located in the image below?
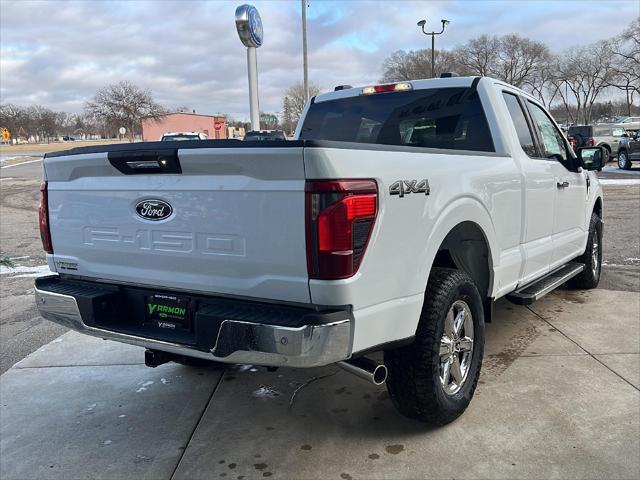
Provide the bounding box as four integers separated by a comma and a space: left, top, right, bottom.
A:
136, 380, 154, 393
0, 157, 43, 168
0, 264, 52, 278
599, 179, 640, 186
252, 385, 282, 399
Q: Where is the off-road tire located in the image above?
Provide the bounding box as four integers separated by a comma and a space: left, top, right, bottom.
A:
602, 145, 611, 162
385, 268, 485, 425
569, 212, 602, 289
618, 150, 631, 170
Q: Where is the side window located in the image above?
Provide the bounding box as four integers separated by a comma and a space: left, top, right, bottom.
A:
526, 101, 568, 162
502, 92, 537, 157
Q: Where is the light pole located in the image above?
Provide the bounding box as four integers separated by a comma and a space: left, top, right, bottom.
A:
301, 0, 309, 102
417, 18, 450, 78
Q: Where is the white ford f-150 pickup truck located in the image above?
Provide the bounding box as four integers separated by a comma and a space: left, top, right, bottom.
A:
35, 76, 605, 425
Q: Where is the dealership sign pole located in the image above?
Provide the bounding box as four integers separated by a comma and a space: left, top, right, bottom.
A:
235, 4, 263, 132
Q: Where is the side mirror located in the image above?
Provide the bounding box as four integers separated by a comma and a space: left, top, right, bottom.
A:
577, 146, 605, 171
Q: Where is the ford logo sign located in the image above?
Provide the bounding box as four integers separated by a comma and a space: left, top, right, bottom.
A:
135, 199, 173, 221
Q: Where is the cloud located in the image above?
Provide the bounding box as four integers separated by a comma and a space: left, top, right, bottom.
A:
1, 0, 637, 120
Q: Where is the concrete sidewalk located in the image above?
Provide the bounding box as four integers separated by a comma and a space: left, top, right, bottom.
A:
1, 289, 639, 480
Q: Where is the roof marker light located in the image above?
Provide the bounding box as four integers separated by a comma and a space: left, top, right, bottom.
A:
361, 82, 413, 95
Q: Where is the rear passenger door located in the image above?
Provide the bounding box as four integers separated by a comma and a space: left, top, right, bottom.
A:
525, 100, 588, 268
501, 91, 555, 284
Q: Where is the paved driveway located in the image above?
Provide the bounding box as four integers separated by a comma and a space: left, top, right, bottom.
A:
1, 289, 638, 480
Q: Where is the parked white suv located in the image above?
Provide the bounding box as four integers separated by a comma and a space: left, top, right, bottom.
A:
35, 76, 605, 425
160, 131, 208, 141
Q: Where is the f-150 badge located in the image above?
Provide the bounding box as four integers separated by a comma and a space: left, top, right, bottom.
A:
389, 179, 430, 198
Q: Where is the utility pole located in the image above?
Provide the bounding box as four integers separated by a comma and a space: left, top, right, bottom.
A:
302, 0, 309, 102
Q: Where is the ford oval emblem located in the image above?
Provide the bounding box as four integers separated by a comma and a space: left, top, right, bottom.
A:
135, 199, 173, 221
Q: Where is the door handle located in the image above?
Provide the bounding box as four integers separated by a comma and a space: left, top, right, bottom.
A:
556, 181, 569, 189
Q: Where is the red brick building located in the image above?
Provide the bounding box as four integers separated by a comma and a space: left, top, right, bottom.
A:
142, 113, 227, 141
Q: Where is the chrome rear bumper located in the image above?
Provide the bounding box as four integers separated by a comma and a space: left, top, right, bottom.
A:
35, 276, 352, 368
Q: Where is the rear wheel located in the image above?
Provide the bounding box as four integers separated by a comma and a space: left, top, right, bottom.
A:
602, 145, 611, 162
385, 268, 485, 425
569, 212, 602, 289
618, 151, 631, 170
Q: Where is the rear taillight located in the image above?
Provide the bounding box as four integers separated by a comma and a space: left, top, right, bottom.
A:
38, 181, 53, 254
305, 180, 378, 280
588, 137, 594, 146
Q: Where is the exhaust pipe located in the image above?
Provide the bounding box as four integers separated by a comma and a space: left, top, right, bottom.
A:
338, 357, 388, 386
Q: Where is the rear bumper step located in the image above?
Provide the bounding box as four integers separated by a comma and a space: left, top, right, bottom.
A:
34, 276, 352, 368
506, 262, 584, 305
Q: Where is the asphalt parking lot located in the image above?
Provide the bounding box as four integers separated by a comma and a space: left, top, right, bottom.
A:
1, 158, 639, 479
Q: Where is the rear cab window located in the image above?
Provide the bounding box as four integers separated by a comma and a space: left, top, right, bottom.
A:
501, 91, 537, 157
299, 87, 495, 152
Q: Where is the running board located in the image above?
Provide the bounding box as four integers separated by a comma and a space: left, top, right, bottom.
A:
506, 262, 584, 305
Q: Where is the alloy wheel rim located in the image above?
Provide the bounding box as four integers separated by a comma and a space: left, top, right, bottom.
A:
439, 300, 474, 395
619, 154, 626, 168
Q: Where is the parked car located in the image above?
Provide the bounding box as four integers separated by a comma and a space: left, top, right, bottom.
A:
567, 125, 625, 161
160, 131, 208, 141
243, 130, 287, 141
36, 76, 605, 425
62, 136, 76, 141
614, 116, 640, 132
617, 131, 640, 169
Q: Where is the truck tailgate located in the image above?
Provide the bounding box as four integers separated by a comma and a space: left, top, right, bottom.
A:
44, 144, 310, 303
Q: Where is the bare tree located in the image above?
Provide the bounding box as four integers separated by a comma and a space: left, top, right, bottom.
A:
22, 105, 58, 142
381, 49, 462, 82
556, 41, 616, 124
608, 20, 640, 115
281, 97, 295, 135
281, 82, 321, 128
451, 34, 550, 88
85, 81, 166, 141
453, 35, 500, 77
493, 34, 550, 88
0, 104, 24, 137
522, 59, 559, 106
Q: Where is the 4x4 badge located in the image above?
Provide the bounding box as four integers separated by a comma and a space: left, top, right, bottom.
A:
389, 179, 430, 198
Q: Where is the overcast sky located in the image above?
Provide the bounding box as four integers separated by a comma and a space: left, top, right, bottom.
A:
1, 0, 638, 120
